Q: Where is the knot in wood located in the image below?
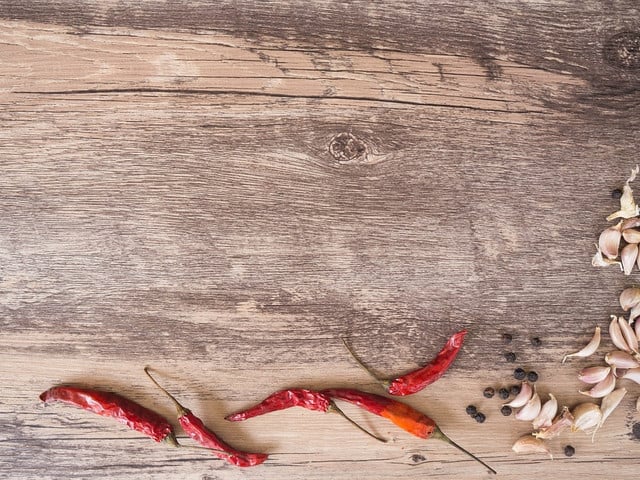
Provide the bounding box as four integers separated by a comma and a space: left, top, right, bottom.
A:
604, 32, 640, 69
328, 132, 367, 163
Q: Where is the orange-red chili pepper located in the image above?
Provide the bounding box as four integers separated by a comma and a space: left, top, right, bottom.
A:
322, 388, 496, 474
225, 388, 387, 443
343, 329, 468, 395
144, 367, 268, 467
39, 386, 178, 445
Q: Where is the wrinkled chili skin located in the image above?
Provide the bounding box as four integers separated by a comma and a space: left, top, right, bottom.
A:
388, 329, 467, 396
226, 389, 331, 422
39, 386, 176, 443
321, 388, 436, 439
179, 411, 268, 467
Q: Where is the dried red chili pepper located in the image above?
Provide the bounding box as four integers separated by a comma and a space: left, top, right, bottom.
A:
225, 388, 386, 442
343, 329, 468, 395
144, 367, 268, 467
39, 386, 178, 445
322, 388, 496, 474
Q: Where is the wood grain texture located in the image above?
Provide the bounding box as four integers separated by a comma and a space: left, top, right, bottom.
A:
1, 1, 640, 479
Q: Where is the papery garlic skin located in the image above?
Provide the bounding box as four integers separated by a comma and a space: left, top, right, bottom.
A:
579, 372, 616, 398
605, 350, 640, 368
619, 316, 639, 353
620, 287, 640, 311
607, 165, 640, 221
512, 435, 552, 458
534, 407, 573, 440
620, 367, 640, 384
592, 245, 622, 268
504, 382, 533, 408
598, 222, 623, 259
578, 365, 611, 384
571, 402, 602, 433
622, 243, 639, 275
532, 394, 558, 430
563, 326, 601, 363
609, 316, 630, 352
515, 388, 541, 422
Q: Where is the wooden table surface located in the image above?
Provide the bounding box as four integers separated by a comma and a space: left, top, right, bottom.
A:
2, 1, 640, 478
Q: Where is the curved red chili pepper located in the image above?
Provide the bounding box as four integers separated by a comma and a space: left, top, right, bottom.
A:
322, 388, 496, 474
343, 329, 468, 395
144, 368, 267, 467
225, 389, 331, 421
39, 386, 178, 445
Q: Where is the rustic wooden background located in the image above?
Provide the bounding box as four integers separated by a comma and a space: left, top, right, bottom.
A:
1, 1, 640, 478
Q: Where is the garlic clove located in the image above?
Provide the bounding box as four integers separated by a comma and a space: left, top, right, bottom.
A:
609, 316, 630, 352
620, 287, 640, 311
620, 367, 640, 384
578, 365, 611, 384
512, 435, 552, 458
515, 387, 541, 421
621, 243, 640, 275
619, 316, 639, 353
630, 303, 640, 324
637, 396, 640, 413
592, 244, 623, 268
598, 221, 623, 259
571, 402, 602, 433
622, 217, 640, 230
605, 350, 640, 368
607, 165, 640, 221
623, 229, 640, 244
534, 407, 573, 440
579, 371, 616, 398
592, 388, 627, 441
504, 381, 533, 408
532, 393, 558, 430
636, 318, 640, 342
563, 326, 601, 363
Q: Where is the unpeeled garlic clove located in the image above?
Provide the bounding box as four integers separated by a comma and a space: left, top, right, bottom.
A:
622, 243, 639, 275
637, 396, 640, 413
515, 387, 541, 421
620, 287, 640, 311
607, 165, 640, 221
593, 388, 627, 441
620, 367, 640, 384
598, 221, 623, 259
592, 245, 622, 268
512, 435, 552, 458
534, 407, 573, 440
579, 371, 616, 398
622, 217, 640, 230
619, 316, 639, 353
630, 303, 640, 323
504, 381, 532, 408
532, 393, 557, 430
605, 350, 640, 368
571, 402, 602, 433
563, 326, 601, 363
609, 316, 630, 352
623, 229, 640, 244
578, 365, 611, 384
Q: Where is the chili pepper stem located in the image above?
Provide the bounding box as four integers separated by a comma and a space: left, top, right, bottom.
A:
163, 432, 180, 447
341, 338, 391, 390
144, 367, 189, 417
328, 402, 388, 443
432, 427, 496, 475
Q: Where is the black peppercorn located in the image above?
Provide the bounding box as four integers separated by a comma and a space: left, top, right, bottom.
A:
564, 445, 575, 457
466, 405, 478, 416
504, 352, 516, 362
483, 387, 495, 398
509, 384, 521, 396
531, 337, 542, 347
498, 388, 509, 400
527, 371, 539, 382
502, 333, 513, 344
500, 405, 512, 416
612, 188, 623, 200
513, 368, 526, 380
473, 412, 486, 423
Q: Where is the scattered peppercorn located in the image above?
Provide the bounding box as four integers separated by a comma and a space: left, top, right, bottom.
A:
509, 384, 521, 396
513, 368, 526, 380
498, 388, 509, 400
564, 445, 575, 457
501, 333, 513, 344
466, 405, 478, 416
473, 412, 486, 423
504, 352, 516, 362
483, 387, 495, 398
530, 337, 542, 347
612, 188, 623, 199
500, 405, 512, 416
527, 371, 539, 382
